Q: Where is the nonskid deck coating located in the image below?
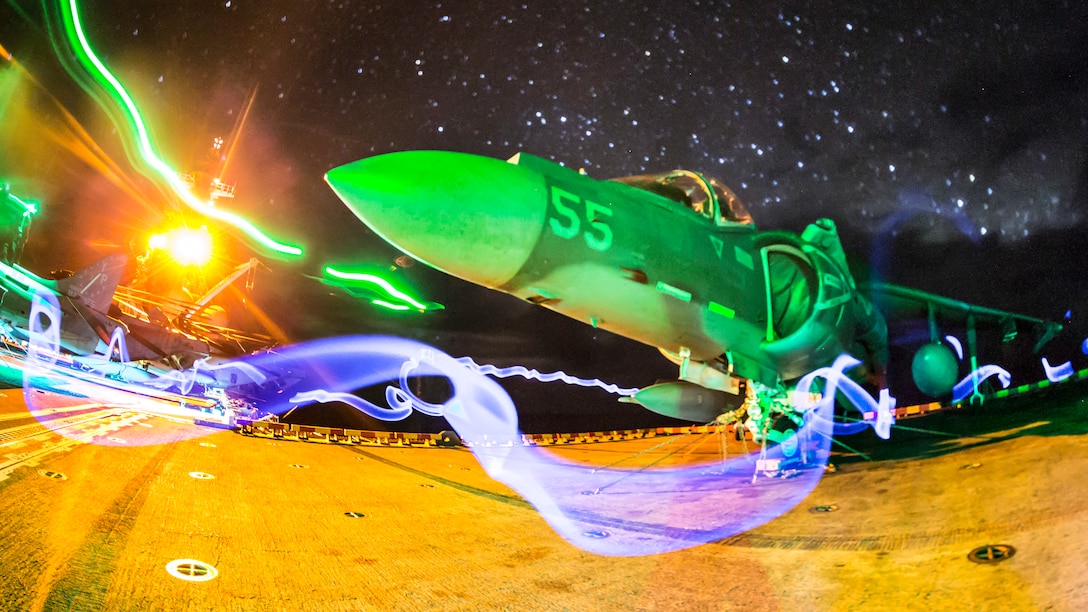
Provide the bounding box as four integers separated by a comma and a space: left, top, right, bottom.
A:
0, 390, 1086, 611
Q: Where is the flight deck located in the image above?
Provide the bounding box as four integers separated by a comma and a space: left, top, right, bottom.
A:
2, 384, 1086, 611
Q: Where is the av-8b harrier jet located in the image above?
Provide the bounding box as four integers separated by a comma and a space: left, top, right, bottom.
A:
325, 150, 1060, 432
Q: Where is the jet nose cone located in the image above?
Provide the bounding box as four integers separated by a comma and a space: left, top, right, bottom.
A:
326, 151, 548, 288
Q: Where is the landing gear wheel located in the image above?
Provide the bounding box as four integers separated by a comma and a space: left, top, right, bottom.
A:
768, 415, 798, 458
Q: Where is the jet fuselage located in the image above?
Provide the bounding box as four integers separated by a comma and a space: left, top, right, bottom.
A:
326, 150, 887, 390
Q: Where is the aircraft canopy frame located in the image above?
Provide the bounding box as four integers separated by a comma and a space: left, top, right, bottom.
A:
611, 170, 753, 227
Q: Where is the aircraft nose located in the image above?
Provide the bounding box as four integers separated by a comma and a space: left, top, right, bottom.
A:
325, 151, 548, 288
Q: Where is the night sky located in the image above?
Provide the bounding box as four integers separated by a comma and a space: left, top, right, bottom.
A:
1, 1, 1087, 431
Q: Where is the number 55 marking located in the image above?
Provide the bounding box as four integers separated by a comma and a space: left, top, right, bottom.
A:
549, 187, 581, 239
548, 186, 614, 252
584, 201, 613, 251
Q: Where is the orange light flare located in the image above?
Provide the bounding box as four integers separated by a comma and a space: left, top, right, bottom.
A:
216, 85, 259, 182
86, 239, 123, 250
148, 225, 214, 267
0, 40, 162, 215
225, 283, 291, 345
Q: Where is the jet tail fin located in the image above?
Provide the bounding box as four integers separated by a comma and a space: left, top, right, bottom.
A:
55, 254, 128, 312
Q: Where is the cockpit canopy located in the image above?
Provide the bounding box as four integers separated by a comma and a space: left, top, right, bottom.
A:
611, 170, 753, 226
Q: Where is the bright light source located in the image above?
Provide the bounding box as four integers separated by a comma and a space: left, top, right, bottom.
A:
170, 227, 212, 266
150, 227, 213, 266
59, 0, 302, 257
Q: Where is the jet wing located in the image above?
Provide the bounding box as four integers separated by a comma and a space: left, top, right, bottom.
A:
862, 282, 1062, 352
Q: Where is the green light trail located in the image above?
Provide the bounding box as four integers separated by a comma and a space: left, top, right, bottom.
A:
324, 266, 441, 312
59, 0, 303, 257
0, 260, 53, 296
371, 299, 411, 312
4, 190, 38, 216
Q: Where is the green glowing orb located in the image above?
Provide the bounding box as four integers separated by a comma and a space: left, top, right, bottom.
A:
911, 343, 958, 397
